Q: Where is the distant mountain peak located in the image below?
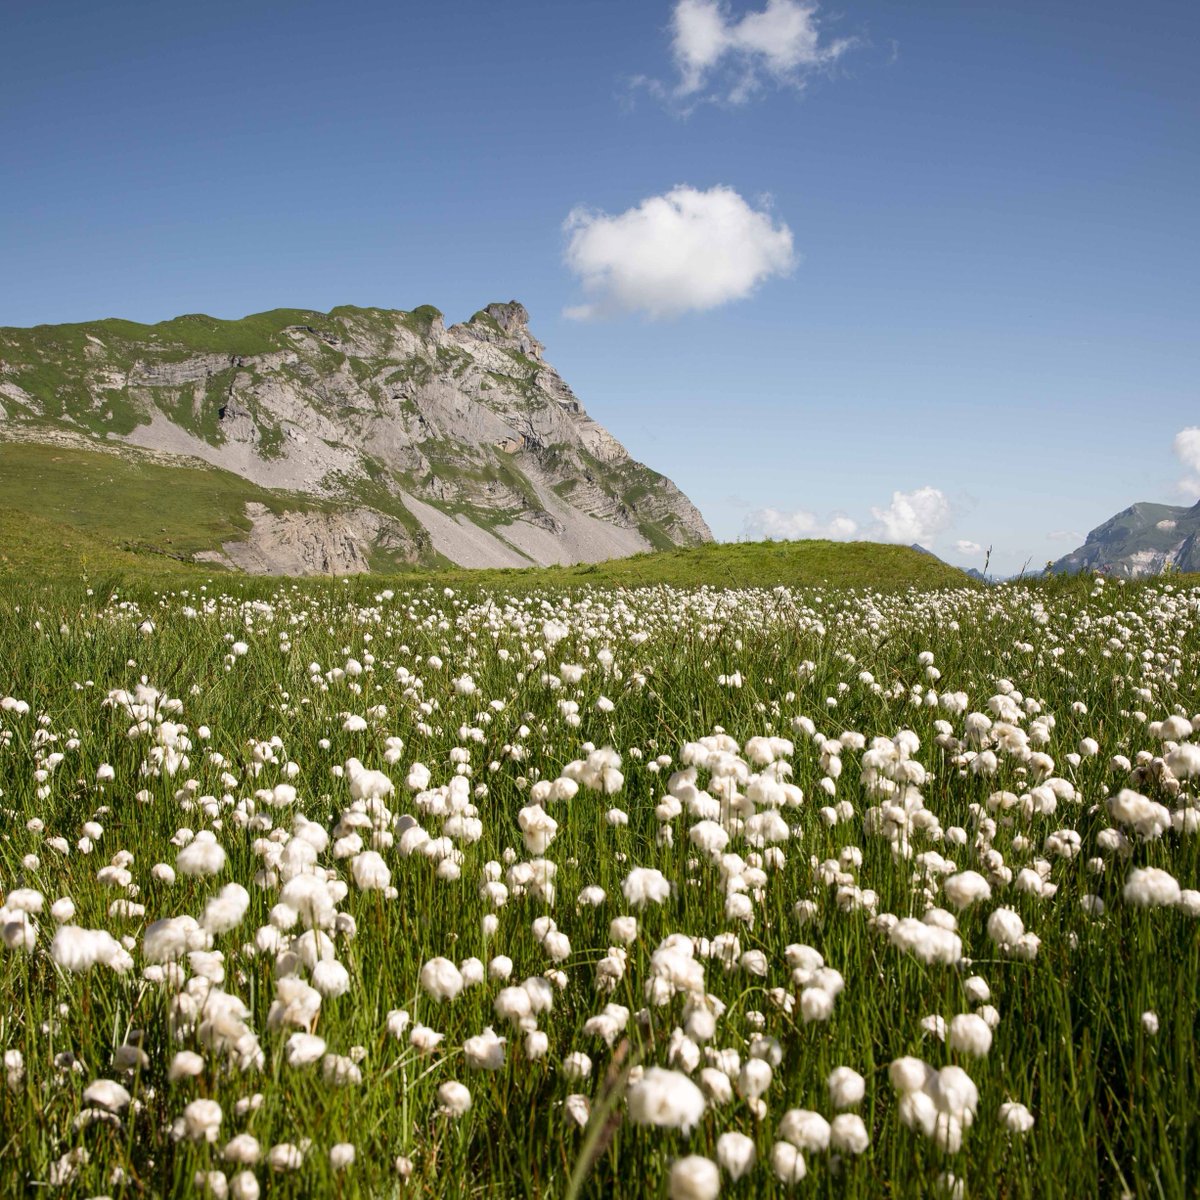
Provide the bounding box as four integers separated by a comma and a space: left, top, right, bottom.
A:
0, 302, 711, 575
457, 301, 544, 361
478, 300, 531, 333
1048, 499, 1200, 578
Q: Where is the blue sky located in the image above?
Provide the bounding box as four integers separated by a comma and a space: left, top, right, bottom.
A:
2, 0, 1197, 573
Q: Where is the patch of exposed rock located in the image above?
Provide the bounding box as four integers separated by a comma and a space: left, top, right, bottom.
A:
198, 503, 420, 576
0, 300, 713, 573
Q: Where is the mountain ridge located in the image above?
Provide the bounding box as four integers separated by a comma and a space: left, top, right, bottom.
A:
1047, 499, 1200, 577
0, 301, 712, 573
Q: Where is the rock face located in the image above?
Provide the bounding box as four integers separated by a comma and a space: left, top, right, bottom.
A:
1048, 501, 1200, 578
0, 302, 712, 573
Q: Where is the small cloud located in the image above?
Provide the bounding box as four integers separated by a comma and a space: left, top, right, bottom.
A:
1046, 529, 1083, 543
744, 485, 955, 548
743, 507, 857, 541
868, 486, 953, 548
656, 0, 856, 109
1173, 427, 1200, 501
954, 540, 983, 555
563, 185, 794, 320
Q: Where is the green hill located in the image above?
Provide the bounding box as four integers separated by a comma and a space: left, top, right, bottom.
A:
430, 538, 975, 591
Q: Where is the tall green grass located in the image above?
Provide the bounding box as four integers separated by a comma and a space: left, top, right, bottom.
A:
0, 572, 1195, 1197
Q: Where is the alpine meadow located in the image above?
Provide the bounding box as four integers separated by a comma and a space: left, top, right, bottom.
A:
0, 567, 1197, 1197
3, 0, 1198, 1197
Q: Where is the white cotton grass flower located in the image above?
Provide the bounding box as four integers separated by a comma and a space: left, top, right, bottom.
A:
771, 1141, 807, 1183
889, 916, 962, 965
737, 1058, 772, 1100
715, 1131, 756, 1180
943, 870, 991, 910
1107, 789, 1171, 840
562, 1052, 593, 1081
437, 1080, 472, 1117
201, 884, 251, 935
322, 1054, 363, 1087
464, 1027, 506, 1071
777, 1109, 830, 1152
699, 1068, 734, 1106
668, 1155, 720, 1200
420, 956, 465, 1001
562, 1093, 590, 1128
5, 889, 43, 914
223, 1134, 262, 1164
518, 805, 558, 854
622, 867, 670, 908
266, 1143, 305, 1172
890, 1057, 979, 1153
1142, 1011, 1160, 1035
986, 907, 1025, 947
998, 1101, 1035, 1133
1124, 867, 1181, 908
828, 1066, 866, 1108
610, 916, 638, 944
83, 1079, 131, 1113
178, 1098, 222, 1143
1165, 741, 1200, 779
626, 1068, 706, 1134
50, 925, 131, 973
229, 1170, 259, 1200
963, 975, 991, 1004
830, 1112, 871, 1154
169, 1051, 206, 1083
948, 1013, 993, 1057
350, 850, 391, 891
800, 987, 835, 1023
267, 977, 323, 1031
410, 1025, 444, 1055
494, 986, 533, 1028
176, 833, 227, 878
329, 1143, 355, 1170
312, 960, 351, 998
284, 1033, 326, 1067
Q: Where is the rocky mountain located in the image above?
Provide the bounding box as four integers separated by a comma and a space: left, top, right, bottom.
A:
1047, 500, 1200, 578
0, 302, 711, 573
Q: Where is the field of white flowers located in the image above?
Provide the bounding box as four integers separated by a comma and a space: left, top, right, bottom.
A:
0, 573, 1197, 1198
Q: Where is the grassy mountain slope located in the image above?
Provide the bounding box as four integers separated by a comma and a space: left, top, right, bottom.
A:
0, 439, 318, 576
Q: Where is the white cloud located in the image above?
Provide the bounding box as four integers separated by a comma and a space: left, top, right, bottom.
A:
1046, 529, 1083, 543
563, 185, 794, 320
954, 540, 983, 556
743, 508, 857, 541
868, 486, 953, 548
744, 485, 955, 548
1173, 427, 1200, 501
669, 0, 854, 105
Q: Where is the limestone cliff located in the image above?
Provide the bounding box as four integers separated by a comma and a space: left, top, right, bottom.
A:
0, 301, 712, 573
